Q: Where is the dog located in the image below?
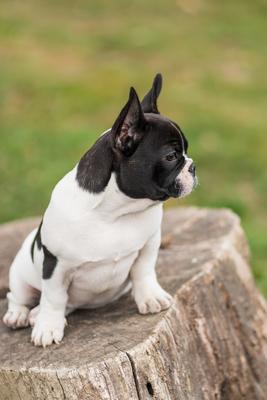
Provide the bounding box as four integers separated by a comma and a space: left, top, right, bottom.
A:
3, 74, 197, 347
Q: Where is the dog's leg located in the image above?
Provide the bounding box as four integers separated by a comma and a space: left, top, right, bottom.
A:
131, 229, 173, 314
31, 261, 69, 347
3, 274, 33, 329
3, 242, 38, 329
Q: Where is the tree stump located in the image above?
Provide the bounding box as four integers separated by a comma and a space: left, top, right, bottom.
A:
0, 208, 266, 400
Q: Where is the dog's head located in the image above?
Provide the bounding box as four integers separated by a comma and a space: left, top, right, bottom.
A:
77, 74, 197, 201
111, 74, 197, 201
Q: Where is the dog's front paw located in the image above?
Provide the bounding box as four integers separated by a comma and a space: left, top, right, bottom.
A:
133, 282, 173, 314
31, 312, 66, 347
3, 305, 30, 329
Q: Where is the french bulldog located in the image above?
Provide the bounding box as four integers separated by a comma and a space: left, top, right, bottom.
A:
3, 74, 197, 347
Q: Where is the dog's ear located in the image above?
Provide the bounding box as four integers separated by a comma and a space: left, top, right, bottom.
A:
111, 87, 146, 156
141, 73, 162, 114
76, 132, 114, 193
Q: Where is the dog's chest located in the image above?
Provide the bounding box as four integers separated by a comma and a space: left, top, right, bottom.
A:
42, 171, 163, 264
87, 209, 160, 259
46, 205, 161, 263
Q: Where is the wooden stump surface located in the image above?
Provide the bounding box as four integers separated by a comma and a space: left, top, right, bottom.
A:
0, 208, 266, 400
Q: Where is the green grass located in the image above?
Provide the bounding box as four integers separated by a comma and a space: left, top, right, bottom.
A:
0, 0, 266, 296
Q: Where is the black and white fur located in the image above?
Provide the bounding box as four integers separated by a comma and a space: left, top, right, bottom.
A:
3, 74, 197, 347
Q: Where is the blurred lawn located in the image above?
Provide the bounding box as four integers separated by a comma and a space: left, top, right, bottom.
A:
0, 1, 266, 295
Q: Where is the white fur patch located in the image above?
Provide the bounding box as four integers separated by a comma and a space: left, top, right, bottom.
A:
176, 155, 197, 198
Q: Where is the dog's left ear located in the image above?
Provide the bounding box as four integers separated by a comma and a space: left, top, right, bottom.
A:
112, 87, 146, 156
141, 73, 162, 114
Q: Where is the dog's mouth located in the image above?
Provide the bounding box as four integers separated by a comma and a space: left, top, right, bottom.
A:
163, 174, 198, 199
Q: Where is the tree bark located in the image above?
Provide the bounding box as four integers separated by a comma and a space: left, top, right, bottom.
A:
0, 208, 266, 400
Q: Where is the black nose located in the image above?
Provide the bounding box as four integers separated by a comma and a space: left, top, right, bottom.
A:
188, 162, 196, 176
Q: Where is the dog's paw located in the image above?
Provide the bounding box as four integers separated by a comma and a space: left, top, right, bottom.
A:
31, 313, 66, 347
3, 305, 30, 329
133, 282, 173, 314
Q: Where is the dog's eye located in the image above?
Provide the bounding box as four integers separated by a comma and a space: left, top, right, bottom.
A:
166, 151, 177, 161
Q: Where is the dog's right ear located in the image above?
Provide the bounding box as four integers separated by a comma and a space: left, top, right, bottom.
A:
111, 87, 146, 156
141, 73, 162, 114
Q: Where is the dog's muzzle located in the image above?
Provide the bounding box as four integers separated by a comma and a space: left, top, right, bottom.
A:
174, 158, 198, 198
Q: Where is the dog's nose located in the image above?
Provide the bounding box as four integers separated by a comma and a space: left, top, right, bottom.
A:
188, 162, 196, 176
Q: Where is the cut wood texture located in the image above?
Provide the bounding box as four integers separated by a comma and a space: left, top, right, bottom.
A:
0, 208, 266, 400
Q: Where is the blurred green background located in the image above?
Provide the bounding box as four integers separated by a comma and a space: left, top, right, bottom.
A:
0, 1, 266, 295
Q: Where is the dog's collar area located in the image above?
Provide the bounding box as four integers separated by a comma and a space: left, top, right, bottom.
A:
91, 173, 158, 219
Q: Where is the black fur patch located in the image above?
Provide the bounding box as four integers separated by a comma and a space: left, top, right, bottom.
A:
76, 131, 114, 193
171, 121, 188, 152
141, 73, 162, 114
30, 220, 43, 262
42, 245, 58, 279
